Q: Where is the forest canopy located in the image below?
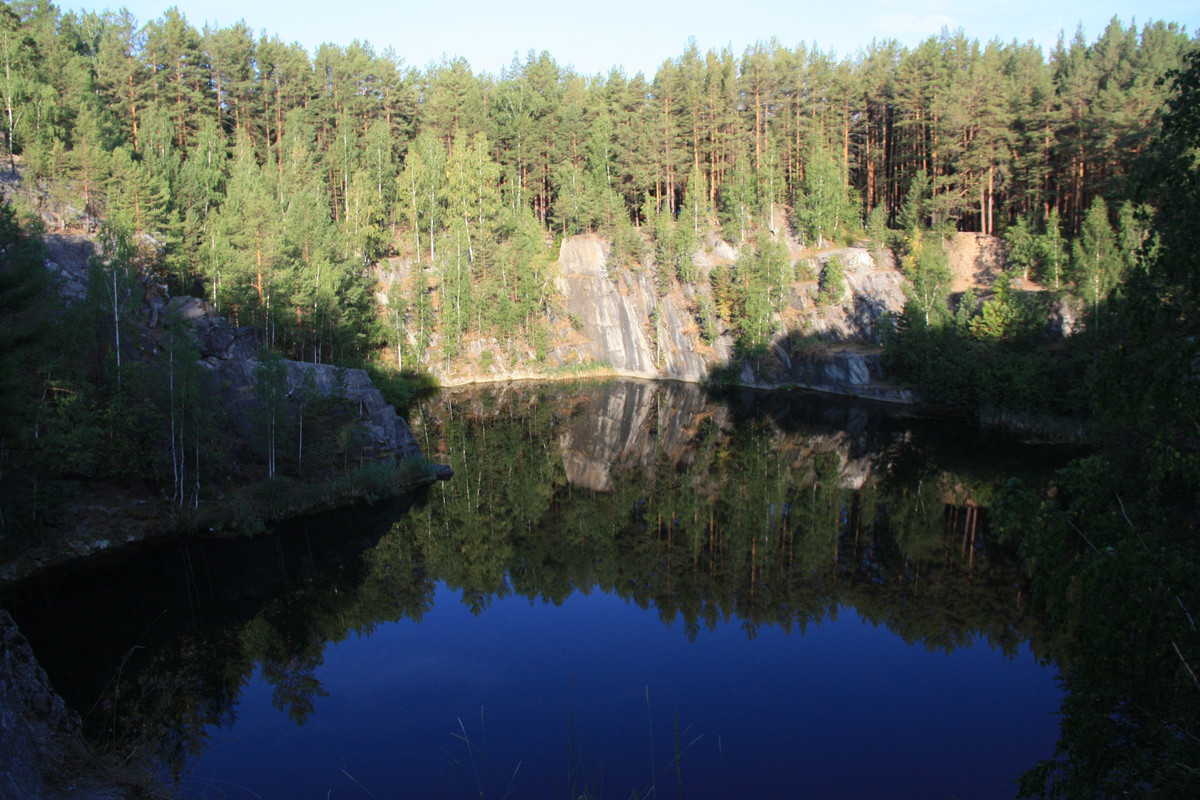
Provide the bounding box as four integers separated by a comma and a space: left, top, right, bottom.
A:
0, 1, 1194, 365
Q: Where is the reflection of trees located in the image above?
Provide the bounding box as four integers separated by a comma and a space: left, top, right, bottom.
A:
998, 458, 1200, 798
262, 651, 327, 725
247, 599, 332, 725
2, 502, 438, 778
92, 634, 251, 778
399, 381, 1048, 652
6, 380, 1060, 782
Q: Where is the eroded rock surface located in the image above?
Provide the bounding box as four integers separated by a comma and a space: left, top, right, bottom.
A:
205, 353, 426, 465
556, 236, 729, 384
41, 235, 93, 304
557, 236, 658, 377
0, 610, 136, 800
0, 610, 77, 800
554, 235, 910, 399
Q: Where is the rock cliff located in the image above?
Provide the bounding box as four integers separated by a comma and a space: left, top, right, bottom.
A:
547, 234, 911, 400
142, 295, 432, 468
0, 611, 77, 800
556, 236, 713, 382
0, 610, 129, 800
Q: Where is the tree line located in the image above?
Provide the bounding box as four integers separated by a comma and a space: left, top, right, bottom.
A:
0, 1, 1195, 364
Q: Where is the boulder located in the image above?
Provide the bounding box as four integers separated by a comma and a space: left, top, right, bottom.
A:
285, 361, 425, 462
0, 611, 79, 800
165, 297, 258, 361
41, 234, 93, 304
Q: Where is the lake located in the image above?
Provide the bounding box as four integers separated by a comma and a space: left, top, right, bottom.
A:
1, 380, 1071, 799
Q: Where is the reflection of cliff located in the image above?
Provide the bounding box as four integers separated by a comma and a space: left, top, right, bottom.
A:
559, 381, 712, 491
553, 380, 888, 492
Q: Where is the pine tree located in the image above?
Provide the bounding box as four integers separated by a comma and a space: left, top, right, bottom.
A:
1003, 215, 1038, 281
898, 169, 931, 237
818, 256, 847, 305
793, 125, 855, 248
718, 141, 754, 246
1115, 199, 1147, 275
216, 134, 283, 328
69, 98, 116, 217
143, 8, 205, 149
93, 8, 146, 149
105, 145, 170, 238
0, 3, 37, 171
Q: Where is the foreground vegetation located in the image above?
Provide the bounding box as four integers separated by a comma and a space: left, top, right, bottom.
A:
992, 50, 1200, 799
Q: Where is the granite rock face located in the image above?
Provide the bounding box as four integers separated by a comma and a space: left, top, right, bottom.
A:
166, 296, 259, 361
0, 611, 78, 800
802, 246, 908, 342
554, 235, 911, 400
557, 236, 657, 377
206, 356, 426, 465
783, 350, 916, 404
556, 236, 718, 384
285, 361, 426, 463
0, 611, 134, 799
134, 293, 430, 466
41, 235, 94, 304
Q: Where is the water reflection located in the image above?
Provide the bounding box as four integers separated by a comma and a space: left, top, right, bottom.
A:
1, 380, 1070, 797
412, 380, 1049, 647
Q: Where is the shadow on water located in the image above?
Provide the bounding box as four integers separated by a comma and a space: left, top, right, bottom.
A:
1, 379, 1077, 794
1, 491, 432, 757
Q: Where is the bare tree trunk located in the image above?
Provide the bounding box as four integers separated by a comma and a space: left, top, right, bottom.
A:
110, 269, 122, 393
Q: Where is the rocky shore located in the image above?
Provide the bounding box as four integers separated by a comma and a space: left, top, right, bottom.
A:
1, 611, 150, 800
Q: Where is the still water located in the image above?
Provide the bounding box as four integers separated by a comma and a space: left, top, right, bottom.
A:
4, 380, 1069, 799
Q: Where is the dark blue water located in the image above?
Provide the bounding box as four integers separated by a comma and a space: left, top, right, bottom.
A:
181, 582, 1059, 800
3, 381, 1070, 799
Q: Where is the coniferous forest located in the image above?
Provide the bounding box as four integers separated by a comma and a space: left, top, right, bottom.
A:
1, 3, 1200, 796
0, 2, 1193, 365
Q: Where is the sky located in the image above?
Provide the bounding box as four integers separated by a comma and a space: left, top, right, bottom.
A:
59, 1, 1199, 77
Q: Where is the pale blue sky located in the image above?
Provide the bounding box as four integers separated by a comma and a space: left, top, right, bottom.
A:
60, 1, 1198, 76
